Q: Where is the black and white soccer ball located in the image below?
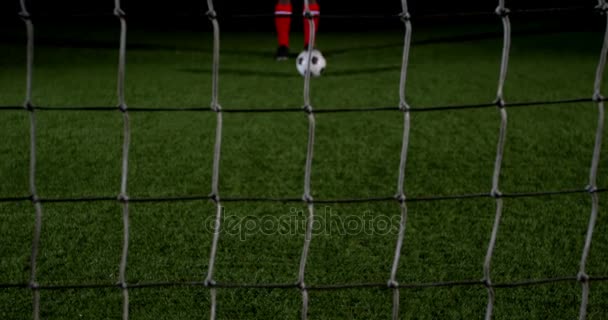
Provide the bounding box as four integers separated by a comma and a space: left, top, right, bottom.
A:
296, 49, 326, 77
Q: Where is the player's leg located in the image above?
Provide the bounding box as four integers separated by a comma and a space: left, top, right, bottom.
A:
275, 0, 292, 60
303, 0, 320, 50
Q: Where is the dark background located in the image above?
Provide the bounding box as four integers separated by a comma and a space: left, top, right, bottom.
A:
2, 0, 592, 15
0, 0, 600, 31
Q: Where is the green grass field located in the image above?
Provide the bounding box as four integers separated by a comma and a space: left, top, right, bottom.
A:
1, 18, 608, 319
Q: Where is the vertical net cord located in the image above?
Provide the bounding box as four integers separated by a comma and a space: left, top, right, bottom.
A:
302, 1, 314, 108
298, 1, 316, 319
204, 2, 222, 319
114, 1, 130, 319
578, 2, 608, 319
18, 1, 41, 319
389, 1, 412, 319
483, 1, 511, 319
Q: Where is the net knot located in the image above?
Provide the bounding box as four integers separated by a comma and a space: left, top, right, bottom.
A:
113, 8, 126, 18
119, 281, 128, 289
118, 103, 128, 113
495, 6, 510, 17
302, 194, 314, 204
395, 193, 406, 203
399, 101, 410, 112
297, 281, 307, 290
303, 105, 314, 114
490, 189, 502, 198
117, 194, 129, 203
387, 280, 399, 288
303, 11, 314, 19
494, 97, 506, 109
211, 103, 222, 112
206, 10, 218, 20
24, 102, 34, 112
483, 278, 493, 288
29, 281, 40, 290
204, 278, 216, 287
399, 12, 411, 22
577, 272, 590, 283
18, 11, 31, 20
586, 185, 598, 193
209, 193, 220, 203
30, 194, 40, 203
593, 93, 604, 103
596, 2, 608, 14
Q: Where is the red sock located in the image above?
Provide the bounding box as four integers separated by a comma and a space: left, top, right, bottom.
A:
275, 3, 292, 47
303, 3, 320, 48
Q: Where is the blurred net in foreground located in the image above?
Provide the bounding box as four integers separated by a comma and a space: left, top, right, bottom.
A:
2, 0, 608, 319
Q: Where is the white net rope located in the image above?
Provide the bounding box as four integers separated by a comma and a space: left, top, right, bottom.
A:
3, 0, 607, 319
578, 1, 608, 319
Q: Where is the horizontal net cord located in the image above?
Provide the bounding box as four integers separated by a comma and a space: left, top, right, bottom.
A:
231, 6, 591, 20
409, 6, 590, 18
0, 97, 597, 113
2, 275, 607, 291
1, 188, 605, 204
14, 6, 588, 20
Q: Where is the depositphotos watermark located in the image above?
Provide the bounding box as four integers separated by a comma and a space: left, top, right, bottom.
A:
210, 206, 401, 241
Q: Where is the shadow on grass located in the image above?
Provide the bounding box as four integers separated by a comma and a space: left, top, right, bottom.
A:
178, 65, 400, 77
1, 32, 503, 54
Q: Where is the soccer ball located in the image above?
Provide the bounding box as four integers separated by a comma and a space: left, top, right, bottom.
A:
296, 49, 326, 77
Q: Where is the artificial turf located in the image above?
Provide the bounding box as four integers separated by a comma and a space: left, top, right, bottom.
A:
1, 16, 608, 319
